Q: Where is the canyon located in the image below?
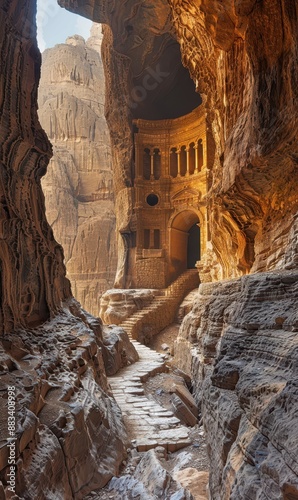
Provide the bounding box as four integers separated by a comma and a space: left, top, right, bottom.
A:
0, 0, 298, 499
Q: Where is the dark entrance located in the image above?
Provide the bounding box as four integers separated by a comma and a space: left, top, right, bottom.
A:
187, 223, 201, 268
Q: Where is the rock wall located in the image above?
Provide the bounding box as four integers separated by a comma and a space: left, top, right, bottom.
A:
0, 3, 128, 497
175, 271, 298, 499
0, 1, 71, 333
39, 25, 117, 316
0, 303, 130, 499
168, 0, 298, 278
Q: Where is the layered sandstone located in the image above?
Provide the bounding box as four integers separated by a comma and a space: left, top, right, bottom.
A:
0, 302, 131, 498
0, 1, 71, 334
0, 3, 128, 497
39, 25, 117, 316
174, 271, 298, 498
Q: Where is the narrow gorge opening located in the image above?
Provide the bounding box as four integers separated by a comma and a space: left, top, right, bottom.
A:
36, 7, 209, 495
38, 21, 117, 318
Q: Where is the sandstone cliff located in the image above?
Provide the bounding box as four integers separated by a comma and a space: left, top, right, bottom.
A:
39, 25, 117, 316
0, 3, 127, 498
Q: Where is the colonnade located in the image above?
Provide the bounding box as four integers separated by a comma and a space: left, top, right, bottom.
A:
141, 139, 204, 180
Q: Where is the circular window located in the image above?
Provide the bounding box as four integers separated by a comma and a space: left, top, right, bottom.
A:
146, 194, 159, 207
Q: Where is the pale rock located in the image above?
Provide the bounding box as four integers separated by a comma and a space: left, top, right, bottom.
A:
39, 27, 117, 316
100, 289, 155, 325
174, 469, 209, 500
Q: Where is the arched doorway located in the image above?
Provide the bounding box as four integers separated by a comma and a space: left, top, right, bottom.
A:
169, 210, 201, 280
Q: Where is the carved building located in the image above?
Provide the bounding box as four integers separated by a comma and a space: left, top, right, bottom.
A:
129, 105, 211, 288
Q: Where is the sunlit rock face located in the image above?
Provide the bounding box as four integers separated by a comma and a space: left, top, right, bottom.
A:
39, 25, 117, 316
59, 0, 298, 281
169, 0, 298, 278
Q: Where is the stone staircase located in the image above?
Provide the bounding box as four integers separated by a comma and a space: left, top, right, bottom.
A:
119, 269, 200, 342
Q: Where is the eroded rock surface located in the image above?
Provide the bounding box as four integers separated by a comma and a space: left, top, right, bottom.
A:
0, 301, 128, 498
39, 25, 117, 316
100, 289, 155, 325
0, 1, 72, 334
175, 271, 298, 499
107, 448, 194, 500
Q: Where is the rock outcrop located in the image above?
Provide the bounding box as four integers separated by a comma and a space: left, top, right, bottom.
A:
106, 448, 194, 499
0, 303, 130, 499
39, 25, 117, 316
100, 289, 155, 325
175, 271, 298, 499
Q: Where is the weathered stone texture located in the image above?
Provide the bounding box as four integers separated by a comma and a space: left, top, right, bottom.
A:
107, 448, 194, 499
0, 303, 128, 498
100, 289, 155, 325
39, 25, 117, 316
0, 1, 71, 333
168, 0, 298, 278
175, 271, 298, 499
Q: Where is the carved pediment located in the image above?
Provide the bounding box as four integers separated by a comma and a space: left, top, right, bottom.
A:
171, 188, 201, 207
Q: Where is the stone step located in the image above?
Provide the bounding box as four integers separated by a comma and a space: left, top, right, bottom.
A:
119, 269, 199, 341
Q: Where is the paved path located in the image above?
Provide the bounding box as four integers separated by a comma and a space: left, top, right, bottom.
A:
108, 341, 191, 452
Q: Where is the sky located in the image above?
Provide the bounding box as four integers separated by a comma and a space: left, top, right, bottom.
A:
36, 0, 92, 52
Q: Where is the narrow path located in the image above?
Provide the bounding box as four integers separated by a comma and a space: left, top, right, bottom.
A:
108, 340, 191, 452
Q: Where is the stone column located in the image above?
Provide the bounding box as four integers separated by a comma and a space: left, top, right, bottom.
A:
177, 148, 181, 177
150, 229, 155, 248
135, 145, 142, 179
186, 146, 190, 176
194, 143, 199, 173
